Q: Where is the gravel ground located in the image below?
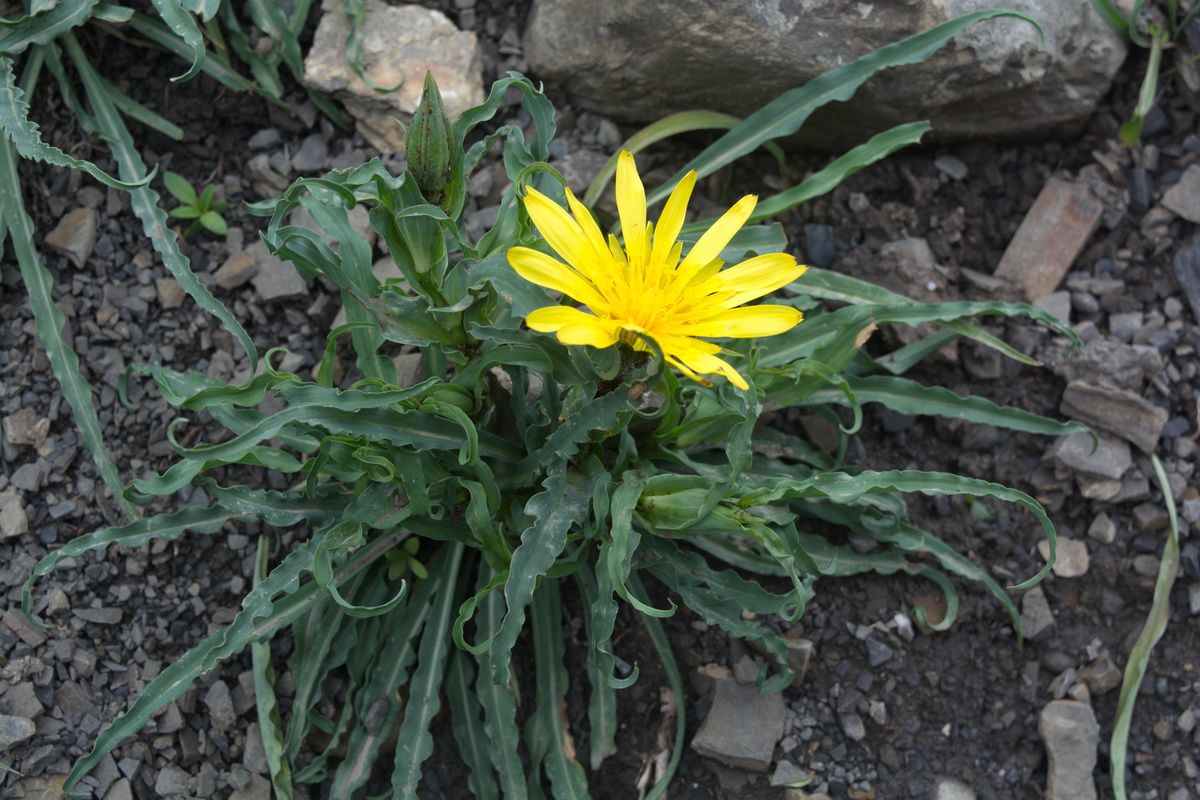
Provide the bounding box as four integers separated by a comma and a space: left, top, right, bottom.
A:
2, 2, 1200, 799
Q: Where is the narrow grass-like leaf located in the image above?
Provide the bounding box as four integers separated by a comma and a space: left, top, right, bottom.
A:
23, 505, 237, 617
583, 110, 787, 207
491, 461, 602, 686
148, 0, 206, 81
795, 375, 1090, 438
390, 542, 466, 798
0, 0, 98, 53
447, 648, 499, 800
126, 12, 284, 102
0, 55, 150, 189
526, 579, 590, 799
573, 567, 618, 769
1110, 454, 1180, 800
742, 122, 930, 222
61, 33, 258, 376
251, 539, 293, 800
746, 469, 1057, 590
100, 73, 184, 140
626, 571, 686, 800
0, 136, 138, 522
1087, 0, 1131, 35
645, 9, 1041, 206
61, 528, 402, 790
476, 567, 528, 800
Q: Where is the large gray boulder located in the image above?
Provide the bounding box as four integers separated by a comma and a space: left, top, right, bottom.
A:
524, 0, 1127, 150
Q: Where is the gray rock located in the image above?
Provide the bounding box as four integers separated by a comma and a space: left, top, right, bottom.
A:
935, 777, 977, 800
3, 407, 48, 448
1190, 583, 1200, 616
1132, 503, 1170, 533
933, 155, 969, 181
1048, 430, 1131, 482
243, 722, 269, 774
1060, 380, 1167, 454
0, 714, 36, 751
864, 636, 893, 666
229, 773, 272, 800
1033, 290, 1071, 324
247, 128, 281, 150
1042, 337, 1163, 393
525, 0, 1125, 150
10, 463, 42, 492
0, 491, 29, 540
1172, 235, 1200, 324
73, 607, 122, 624
213, 250, 260, 290
102, 778, 134, 800
1021, 585, 1056, 641
770, 760, 810, 787
204, 679, 237, 734
154, 765, 193, 797
3, 609, 46, 647
0, 682, 43, 719
304, 2, 484, 153
840, 712, 867, 742
248, 241, 309, 302
44, 206, 98, 268
1039, 700, 1099, 800
1163, 164, 1200, 223
1086, 511, 1117, 545
1037, 537, 1088, 578
1078, 651, 1122, 695
1109, 310, 1144, 342
246, 153, 290, 199
691, 678, 786, 771
785, 637, 814, 687
291, 133, 330, 173
155, 277, 186, 310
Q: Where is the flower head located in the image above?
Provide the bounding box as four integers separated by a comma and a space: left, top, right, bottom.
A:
507, 151, 807, 389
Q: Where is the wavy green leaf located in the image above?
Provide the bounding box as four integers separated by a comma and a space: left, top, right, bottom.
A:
645, 9, 1042, 206
390, 542, 465, 798
0, 0, 98, 54
490, 461, 601, 687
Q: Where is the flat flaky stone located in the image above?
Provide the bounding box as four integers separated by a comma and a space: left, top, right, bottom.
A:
44, 207, 98, 268
1047, 430, 1131, 482
691, 678, 786, 772
1060, 380, 1168, 454
304, 0, 483, 153
995, 177, 1103, 300
1039, 700, 1099, 800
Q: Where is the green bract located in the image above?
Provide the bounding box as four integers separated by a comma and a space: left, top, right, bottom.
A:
14, 7, 1092, 800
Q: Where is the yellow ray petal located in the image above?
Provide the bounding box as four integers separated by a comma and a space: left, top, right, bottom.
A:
717, 257, 807, 307
616, 151, 649, 269
563, 188, 616, 288
508, 247, 607, 308
557, 321, 619, 348
671, 350, 750, 390
523, 188, 593, 269
650, 170, 696, 268
677, 194, 757, 273
675, 305, 803, 338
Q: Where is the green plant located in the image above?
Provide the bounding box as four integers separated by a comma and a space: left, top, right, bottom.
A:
21, 9, 1088, 800
163, 169, 229, 237
1088, 0, 1200, 144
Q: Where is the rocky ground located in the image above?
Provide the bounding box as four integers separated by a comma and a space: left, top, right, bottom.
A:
2, 1, 1200, 799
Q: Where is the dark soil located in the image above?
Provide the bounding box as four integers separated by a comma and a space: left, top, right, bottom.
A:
2, 2, 1199, 800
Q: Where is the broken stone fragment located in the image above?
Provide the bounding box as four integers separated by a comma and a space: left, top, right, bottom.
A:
44, 206, 98, 268
1060, 380, 1167, 454
1046, 430, 1131, 482
995, 177, 1103, 301
691, 678, 785, 772
1039, 700, 1100, 800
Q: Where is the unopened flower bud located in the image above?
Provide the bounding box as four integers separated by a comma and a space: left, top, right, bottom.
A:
408, 72, 455, 203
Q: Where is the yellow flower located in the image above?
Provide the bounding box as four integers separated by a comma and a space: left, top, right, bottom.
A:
507, 151, 807, 390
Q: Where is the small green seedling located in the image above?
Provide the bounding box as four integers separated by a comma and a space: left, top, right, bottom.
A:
385, 536, 429, 581
163, 170, 228, 237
